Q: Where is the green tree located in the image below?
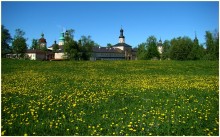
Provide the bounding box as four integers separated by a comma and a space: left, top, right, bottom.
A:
63, 29, 79, 60
1, 25, 12, 57
161, 40, 171, 60
107, 43, 113, 48
64, 39, 78, 60
79, 35, 95, 60
170, 37, 193, 60
30, 39, 39, 50
137, 42, 147, 60
65, 29, 75, 39
146, 36, 160, 59
188, 36, 202, 60
204, 31, 216, 60
12, 29, 27, 58
213, 30, 219, 60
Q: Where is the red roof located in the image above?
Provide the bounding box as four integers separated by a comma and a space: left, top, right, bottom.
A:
39, 38, 46, 43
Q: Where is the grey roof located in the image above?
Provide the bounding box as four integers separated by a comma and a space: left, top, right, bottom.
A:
157, 43, 163, 47
92, 47, 123, 53
113, 43, 132, 47
26, 49, 53, 54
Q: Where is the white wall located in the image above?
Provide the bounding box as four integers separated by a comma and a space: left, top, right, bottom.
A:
158, 46, 163, 54
55, 53, 65, 59
113, 46, 124, 50
26, 53, 36, 60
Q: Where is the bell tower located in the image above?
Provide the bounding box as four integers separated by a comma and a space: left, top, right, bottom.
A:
59, 31, 65, 46
119, 27, 125, 43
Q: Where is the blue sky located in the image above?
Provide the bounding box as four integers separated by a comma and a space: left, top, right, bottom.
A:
2, 1, 219, 48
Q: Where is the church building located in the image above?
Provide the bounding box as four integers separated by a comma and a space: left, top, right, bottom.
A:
157, 38, 163, 54
26, 33, 54, 60
90, 28, 137, 60
48, 31, 66, 60
38, 33, 47, 48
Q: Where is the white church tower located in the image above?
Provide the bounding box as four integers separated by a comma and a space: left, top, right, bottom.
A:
119, 28, 125, 43
59, 32, 65, 46
157, 38, 163, 54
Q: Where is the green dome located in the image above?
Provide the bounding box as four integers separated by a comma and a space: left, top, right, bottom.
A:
59, 32, 65, 40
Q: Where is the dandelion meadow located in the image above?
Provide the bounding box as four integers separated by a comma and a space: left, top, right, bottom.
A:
1, 59, 219, 136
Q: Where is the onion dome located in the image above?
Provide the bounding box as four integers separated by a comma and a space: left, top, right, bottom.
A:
159, 38, 162, 43
157, 38, 162, 47
59, 32, 65, 41
39, 33, 47, 43
119, 28, 125, 38
52, 40, 59, 47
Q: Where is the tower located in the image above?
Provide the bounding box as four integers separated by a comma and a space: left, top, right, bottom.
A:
39, 33, 47, 48
157, 38, 163, 54
119, 28, 125, 43
194, 31, 199, 44
59, 31, 65, 46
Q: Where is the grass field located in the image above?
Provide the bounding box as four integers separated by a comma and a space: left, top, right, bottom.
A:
1, 59, 219, 136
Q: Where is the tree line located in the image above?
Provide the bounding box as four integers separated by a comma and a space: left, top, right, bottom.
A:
137, 30, 219, 60
1, 25, 99, 60
2, 25, 219, 61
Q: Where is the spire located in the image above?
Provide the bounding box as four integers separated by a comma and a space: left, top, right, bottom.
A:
194, 31, 198, 39
119, 27, 125, 38
119, 27, 125, 43
41, 33, 44, 38
159, 37, 162, 43
194, 31, 198, 43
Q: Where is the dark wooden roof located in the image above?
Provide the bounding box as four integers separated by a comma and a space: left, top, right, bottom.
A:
113, 43, 132, 47
92, 47, 123, 53
26, 49, 46, 54
26, 49, 53, 54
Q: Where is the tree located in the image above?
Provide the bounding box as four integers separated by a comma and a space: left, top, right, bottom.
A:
146, 36, 160, 59
1, 25, 12, 57
30, 39, 39, 50
188, 37, 199, 60
204, 31, 215, 60
137, 42, 147, 60
12, 29, 27, 58
79, 35, 95, 60
161, 40, 171, 60
213, 30, 219, 60
170, 37, 193, 60
65, 29, 75, 39
107, 43, 113, 48
63, 29, 79, 60
203, 30, 219, 60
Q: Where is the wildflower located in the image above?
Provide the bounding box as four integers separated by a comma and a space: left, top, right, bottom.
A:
1, 130, 6, 136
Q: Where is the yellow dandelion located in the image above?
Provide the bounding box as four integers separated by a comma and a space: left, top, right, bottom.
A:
1, 130, 6, 136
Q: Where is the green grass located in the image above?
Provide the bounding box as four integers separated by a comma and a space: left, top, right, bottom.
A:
1, 59, 219, 136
